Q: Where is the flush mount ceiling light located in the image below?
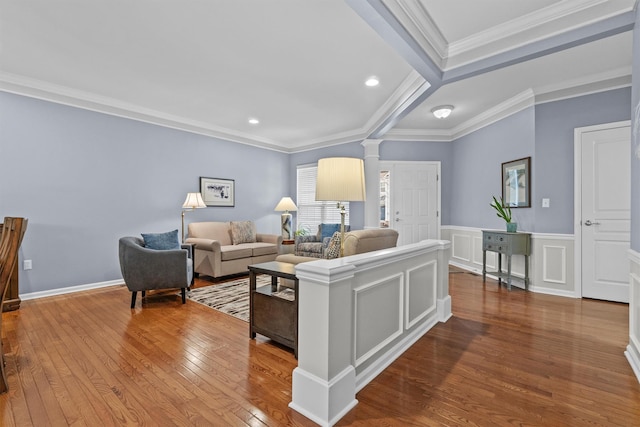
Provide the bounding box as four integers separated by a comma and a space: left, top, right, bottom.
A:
248, 118, 260, 125
431, 105, 454, 119
365, 76, 379, 87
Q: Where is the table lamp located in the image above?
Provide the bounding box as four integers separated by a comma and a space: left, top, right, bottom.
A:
274, 197, 298, 240
181, 192, 207, 243
315, 157, 366, 257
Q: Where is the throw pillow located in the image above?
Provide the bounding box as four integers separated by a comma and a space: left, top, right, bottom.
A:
230, 221, 257, 244
320, 223, 341, 241
325, 231, 342, 259
141, 229, 180, 250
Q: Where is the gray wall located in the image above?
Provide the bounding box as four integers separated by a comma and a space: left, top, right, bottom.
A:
1, 82, 633, 295
0, 92, 289, 294
450, 107, 536, 230
534, 87, 631, 234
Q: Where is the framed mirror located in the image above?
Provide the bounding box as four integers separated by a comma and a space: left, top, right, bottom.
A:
502, 157, 531, 208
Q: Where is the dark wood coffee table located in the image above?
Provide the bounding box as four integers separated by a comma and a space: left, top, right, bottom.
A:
248, 261, 298, 357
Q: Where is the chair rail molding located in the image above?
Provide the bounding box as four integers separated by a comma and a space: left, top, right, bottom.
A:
442, 225, 576, 297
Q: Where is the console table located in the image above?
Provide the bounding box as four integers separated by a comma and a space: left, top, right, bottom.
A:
482, 230, 531, 291
248, 261, 298, 357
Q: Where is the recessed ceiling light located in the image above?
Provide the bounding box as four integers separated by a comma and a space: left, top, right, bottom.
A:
248, 118, 260, 125
365, 76, 379, 87
431, 105, 454, 119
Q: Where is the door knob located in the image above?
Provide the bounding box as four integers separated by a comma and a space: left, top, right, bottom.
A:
584, 220, 601, 226
395, 218, 400, 222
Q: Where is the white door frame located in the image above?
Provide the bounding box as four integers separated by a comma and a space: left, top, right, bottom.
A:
379, 160, 442, 241
573, 120, 631, 298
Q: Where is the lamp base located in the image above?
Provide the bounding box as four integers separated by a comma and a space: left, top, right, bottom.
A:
281, 212, 293, 240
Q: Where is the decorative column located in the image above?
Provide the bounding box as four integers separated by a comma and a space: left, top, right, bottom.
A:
361, 139, 382, 229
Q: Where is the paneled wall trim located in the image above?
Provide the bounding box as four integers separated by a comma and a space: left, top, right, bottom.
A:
627, 249, 640, 383
442, 226, 576, 297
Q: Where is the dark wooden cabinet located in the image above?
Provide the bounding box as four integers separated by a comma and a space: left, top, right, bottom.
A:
249, 261, 298, 357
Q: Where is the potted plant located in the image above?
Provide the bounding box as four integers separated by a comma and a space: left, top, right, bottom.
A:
490, 196, 517, 232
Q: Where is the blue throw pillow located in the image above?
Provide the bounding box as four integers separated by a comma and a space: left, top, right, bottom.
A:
141, 229, 180, 250
320, 223, 341, 241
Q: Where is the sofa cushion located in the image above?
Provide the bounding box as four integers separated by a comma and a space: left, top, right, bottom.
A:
241, 242, 278, 257
220, 245, 253, 261
230, 221, 257, 244
141, 229, 180, 250
188, 221, 232, 245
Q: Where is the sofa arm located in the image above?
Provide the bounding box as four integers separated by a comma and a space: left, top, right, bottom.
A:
185, 237, 221, 252
257, 233, 283, 245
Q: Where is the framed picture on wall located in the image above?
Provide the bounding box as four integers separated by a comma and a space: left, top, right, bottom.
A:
502, 157, 531, 208
200, 177, 235, 207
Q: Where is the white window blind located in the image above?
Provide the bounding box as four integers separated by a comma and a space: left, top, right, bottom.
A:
296, 165, 349, 234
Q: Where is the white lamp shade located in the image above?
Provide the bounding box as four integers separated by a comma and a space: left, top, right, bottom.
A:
182, 192, 207, 209
274, 197, 298, 212
315, 157, 366, 202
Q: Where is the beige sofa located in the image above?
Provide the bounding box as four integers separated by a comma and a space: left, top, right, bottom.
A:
276, 228, 399, 265
186, 221, 282, 279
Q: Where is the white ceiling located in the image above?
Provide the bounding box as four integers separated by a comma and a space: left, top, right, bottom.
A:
0, 0, 636, 152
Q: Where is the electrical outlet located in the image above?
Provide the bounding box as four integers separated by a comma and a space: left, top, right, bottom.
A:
23, 259, 32, 270
542, 198, 550, 208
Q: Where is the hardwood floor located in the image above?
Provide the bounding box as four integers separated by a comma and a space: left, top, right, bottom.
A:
1, 268, 639, 426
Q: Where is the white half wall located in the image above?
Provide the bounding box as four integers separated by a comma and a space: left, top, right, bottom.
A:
289, 239, 451, 426
627, 249, 640, 383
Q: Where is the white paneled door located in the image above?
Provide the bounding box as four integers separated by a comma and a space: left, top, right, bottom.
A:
385, 162, 440, 246
579, 122, 630, 303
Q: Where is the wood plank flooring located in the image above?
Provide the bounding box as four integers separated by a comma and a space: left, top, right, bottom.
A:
1, 268, 639, 426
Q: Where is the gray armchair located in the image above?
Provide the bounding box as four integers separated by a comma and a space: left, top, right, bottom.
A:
118, 236, 193, 308
294, 223, 350, 258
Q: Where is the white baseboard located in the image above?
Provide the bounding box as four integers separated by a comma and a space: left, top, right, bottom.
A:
21, 279, 123, 301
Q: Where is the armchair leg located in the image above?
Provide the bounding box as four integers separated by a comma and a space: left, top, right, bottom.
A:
181, 288, 186, 304
130, 291, 137, 308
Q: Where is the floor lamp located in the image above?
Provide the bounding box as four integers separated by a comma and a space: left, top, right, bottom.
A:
182, 192, 207, 243
274, 197, 298, 240
315, 157, 366, 257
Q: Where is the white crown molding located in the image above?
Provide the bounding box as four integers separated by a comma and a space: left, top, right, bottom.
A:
451, 89, 535, 140
384, 68, 631, 143
385, 0, 631, 71
448, 0, 608, 58
381, 0, 448, 67
0, 72, 293, 153
285, 70, 428, 152
534, 66, 631, 104
0, 70, 430, 154
383, 89, 535, 142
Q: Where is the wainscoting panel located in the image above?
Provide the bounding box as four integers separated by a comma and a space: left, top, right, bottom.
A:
443, 226, 575, 296
353, 273, 404, 367
451, 233, 471, 263
542, 245, 567, 284
405, 261, 437, 329
627, 250, 640, 383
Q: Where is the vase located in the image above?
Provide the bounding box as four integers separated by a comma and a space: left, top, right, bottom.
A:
506, 222, 517, 232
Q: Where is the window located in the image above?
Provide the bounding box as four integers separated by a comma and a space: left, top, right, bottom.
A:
296, 164, 349, 235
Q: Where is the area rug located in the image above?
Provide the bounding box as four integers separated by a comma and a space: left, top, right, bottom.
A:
186, 275, 295, 322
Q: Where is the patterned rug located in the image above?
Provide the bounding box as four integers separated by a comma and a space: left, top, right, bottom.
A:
186, 275, 294, 322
